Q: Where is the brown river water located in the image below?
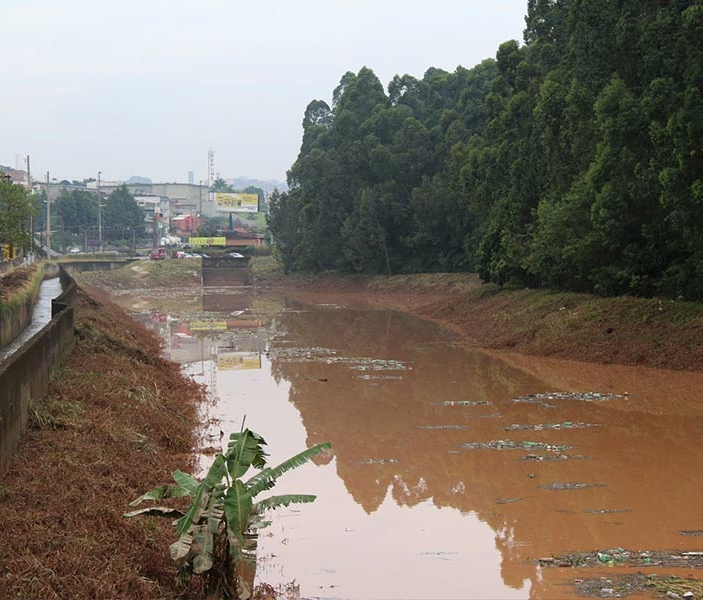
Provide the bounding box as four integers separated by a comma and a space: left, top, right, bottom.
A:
116, 284, 703, 600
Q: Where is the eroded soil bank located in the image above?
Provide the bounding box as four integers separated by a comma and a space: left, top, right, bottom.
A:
260, 268, 703, 372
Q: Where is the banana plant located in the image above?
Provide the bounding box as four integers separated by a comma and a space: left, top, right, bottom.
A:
124, 426, 332, 600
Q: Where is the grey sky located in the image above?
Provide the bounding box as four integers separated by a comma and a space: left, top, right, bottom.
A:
2, 0, 527, 185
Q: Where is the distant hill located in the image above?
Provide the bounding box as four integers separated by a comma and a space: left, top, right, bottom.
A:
227, 177, 287, 193
126, 175, 152, 184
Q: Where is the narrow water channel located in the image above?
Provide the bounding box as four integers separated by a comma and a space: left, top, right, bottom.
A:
120, 285, 703, 600
0, 277, 62, 363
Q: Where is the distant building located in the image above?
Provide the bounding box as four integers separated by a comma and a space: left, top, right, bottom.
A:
172, 214, 201, 237
134, 194, 170, 242
0, 168, 29, 187
222, 225, 267, 248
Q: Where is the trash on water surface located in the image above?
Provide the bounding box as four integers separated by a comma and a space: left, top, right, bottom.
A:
269, 347, 410, 371
462, 440, 573, 452
511, 391, 624, 408
431, 399, 492, 406
496, 497, 522, 505
505, 421, 600, 431
540, 482, 606, 491
352, 458, 400, 465
523, 453, 589, 462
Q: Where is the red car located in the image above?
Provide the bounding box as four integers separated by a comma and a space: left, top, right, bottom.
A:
149, 248, 167, 260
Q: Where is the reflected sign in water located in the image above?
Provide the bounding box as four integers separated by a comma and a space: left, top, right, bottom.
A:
217, 350, 262, 371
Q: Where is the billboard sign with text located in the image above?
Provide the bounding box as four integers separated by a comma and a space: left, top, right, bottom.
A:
214, 192, 259, 213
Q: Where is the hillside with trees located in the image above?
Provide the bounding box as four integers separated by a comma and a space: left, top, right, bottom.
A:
268, 0, 703, 301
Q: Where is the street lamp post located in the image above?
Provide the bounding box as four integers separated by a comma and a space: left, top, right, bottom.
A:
45, 171, 51, 256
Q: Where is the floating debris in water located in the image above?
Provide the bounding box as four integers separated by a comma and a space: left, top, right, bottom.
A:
417, 424, 469, 430
462, 440, 573, 452
540, 482, 606, 491
355, 374, 404, 381
269, 347, 410, 371
680, 530, 703, 537
523, 453, 589, 462
537, 549, 703, 569
512, 391, 623, 408
496, 497, 522, 505
505, 421, 600, 431
431, 400, 492, 407
349, 358, 409, 371
419, 551, 460, 561
573, 573, 703, 600
585, 508, 631, 514
353, 458, 400, 465
269, 346, 338, 361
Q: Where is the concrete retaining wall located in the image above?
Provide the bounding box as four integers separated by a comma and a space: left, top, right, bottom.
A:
59, 259, 135, 275
0, 266, 76, 476
0, 265, 45, 349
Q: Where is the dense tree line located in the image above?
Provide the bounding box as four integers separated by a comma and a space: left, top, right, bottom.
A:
268, 0, 703, 300
0, 178, 38, 258
44, 184, 145, 249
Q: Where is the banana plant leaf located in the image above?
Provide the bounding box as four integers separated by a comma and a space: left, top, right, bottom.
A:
128, 483, 191, 507
254, 494, 317, 514
191, 525, 214, 574
226, 429, 269, 479
122, 506, 185, 519
170, 533, 193, 561
224, 479, 253, 542
246, 442, 331, 497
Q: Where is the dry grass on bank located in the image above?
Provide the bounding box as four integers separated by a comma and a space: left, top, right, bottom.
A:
0, 263, 42, 316
0, 286, 205, 600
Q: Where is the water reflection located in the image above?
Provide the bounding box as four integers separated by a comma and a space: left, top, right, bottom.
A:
128, 287, 703, 600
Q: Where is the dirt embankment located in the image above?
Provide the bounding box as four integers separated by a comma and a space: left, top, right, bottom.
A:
261, 269, 703, 372
0, 285, 205, 600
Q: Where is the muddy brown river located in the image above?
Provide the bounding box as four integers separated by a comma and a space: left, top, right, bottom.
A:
116, 283, 703, 600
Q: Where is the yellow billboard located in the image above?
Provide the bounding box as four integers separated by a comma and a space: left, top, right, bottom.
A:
188, 237, 227, 246
217, 351, 262, 371
190, 321, 228, 331
214, 192, 259, 213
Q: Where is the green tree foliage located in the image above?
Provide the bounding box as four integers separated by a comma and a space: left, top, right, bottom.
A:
210, 178, 235, 193
55, 189, 98, 231
266, 189, 303, 273
103, 184, 144, 241
270, 0, 703, 299
0, 178, 38, 257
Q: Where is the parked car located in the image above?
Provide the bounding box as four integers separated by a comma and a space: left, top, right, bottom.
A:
226, 252, 244, 258
149, 248, 167, 260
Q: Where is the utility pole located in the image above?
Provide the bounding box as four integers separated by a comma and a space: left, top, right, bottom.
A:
97, 171, 103, 253
26, 155, 32, 259
199, 180, 203, 217
45, 171, 51, 257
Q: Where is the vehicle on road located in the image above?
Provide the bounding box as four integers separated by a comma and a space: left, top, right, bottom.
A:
149, 248, 167, 260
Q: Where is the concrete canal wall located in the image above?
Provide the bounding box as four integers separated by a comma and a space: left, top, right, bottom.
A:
0, 265, 45, 349
0, 265, 77, 476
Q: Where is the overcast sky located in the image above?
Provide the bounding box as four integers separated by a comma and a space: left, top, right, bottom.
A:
1, 0, 527, 185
